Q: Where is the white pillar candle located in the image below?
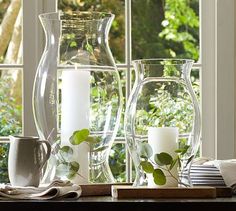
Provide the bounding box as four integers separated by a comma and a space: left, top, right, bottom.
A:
147, 127, 179, 187
61, 68, 90, 184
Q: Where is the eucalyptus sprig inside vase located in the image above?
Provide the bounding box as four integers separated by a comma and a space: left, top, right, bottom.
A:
139, 142, 193, 187
53, 129, 99, 180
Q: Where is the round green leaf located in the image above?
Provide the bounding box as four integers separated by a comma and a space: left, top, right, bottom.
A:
69, 161, 80, 172
67, 172, 76, 179
59, 146, 73, 160
60, 146, 73, 154
154, 152, 173, 165
153, 169, 166, 185
140, 161, 154, 173
79, 129, 90, 139
169, 158, 178, 170
138, 142, 153, 159
86, 136, 101, 144
174, 149, 183, 153
86, 136, 96, 143
175, 145, 190, 155
70, 129, 90, 145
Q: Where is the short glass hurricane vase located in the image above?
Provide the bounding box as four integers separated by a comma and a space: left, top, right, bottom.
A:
32, 12, 123, 184
124, 59, 201, 187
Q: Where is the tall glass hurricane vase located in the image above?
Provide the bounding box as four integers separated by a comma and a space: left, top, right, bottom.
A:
124, 59, 201, 187
33, 12, 123, 184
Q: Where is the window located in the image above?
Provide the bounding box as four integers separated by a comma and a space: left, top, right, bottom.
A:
0, 0, 22, 137
0, 0, 23, 183
201, 0, 235, 159
0, 0, 235, 183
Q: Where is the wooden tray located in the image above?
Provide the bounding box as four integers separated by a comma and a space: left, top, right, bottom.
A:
111, 185, 233, 199
214, 186, 232, 197
80, 183, 132, 196
80, 183, 232, 198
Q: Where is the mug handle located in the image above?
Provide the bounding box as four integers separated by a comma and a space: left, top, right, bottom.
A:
37, 140, 51, 170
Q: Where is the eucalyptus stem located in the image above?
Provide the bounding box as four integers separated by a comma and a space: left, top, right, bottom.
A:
166, 167, 190, 187
54, 128, 97, 180
139, 143, 191, 187
76, 172, 86, 179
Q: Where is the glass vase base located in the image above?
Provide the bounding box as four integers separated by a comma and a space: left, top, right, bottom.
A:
90, 161, 115, 183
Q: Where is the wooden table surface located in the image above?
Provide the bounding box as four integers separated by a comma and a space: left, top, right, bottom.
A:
0, 196, 236, 211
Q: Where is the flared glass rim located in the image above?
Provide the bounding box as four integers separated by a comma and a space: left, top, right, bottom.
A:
39, 11, 115, 22
132, 58, 194, 65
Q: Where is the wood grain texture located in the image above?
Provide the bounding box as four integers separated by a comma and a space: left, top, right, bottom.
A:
80, 183, 233, 198
80, 183, 132, 196
111, 185, 217, 199
215, 187, 233, 197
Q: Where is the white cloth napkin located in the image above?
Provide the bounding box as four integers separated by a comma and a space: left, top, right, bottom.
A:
0, 180, 82, 200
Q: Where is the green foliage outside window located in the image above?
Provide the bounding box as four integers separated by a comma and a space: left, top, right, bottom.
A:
0, 76, 22, 183
0, 143, 9, 183
0, 77, 22, 136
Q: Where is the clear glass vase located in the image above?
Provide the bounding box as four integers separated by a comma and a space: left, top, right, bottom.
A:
124, 59, 201, 187
33, 12, 123, 184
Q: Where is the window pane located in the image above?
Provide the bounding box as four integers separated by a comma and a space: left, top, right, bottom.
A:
0, 69, 22, 136
0, 0, 22, 64
58, 0, 125, 63
131, 0, 199, 61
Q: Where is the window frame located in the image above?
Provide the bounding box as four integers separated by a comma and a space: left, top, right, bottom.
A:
201, 0, 235, 159
22, 0, 57, 136
0, 0, 235, 176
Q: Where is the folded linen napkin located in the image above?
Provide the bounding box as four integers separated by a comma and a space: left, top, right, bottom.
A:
192, 157, 236, 194
0, 179, 82, 200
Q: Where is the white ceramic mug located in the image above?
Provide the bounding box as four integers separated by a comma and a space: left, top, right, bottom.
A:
8, 136, 51, 187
